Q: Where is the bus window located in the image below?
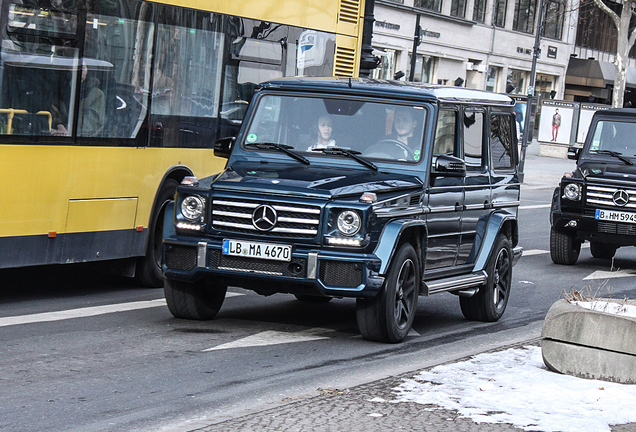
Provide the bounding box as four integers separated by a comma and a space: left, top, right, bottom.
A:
81, 14, 154, 139
0, 3, 79, 138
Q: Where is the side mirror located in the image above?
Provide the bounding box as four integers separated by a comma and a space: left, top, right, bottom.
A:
567, 147, 580, 160
214, 136, 236, 159
433, 155, 466, 177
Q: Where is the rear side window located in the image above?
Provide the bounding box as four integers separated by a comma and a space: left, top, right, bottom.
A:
490, 113, 514, 171
463, 110, 484, 170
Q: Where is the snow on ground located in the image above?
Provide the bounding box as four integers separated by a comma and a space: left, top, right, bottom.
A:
392, 346, 636, 432
574, 300, 636, 318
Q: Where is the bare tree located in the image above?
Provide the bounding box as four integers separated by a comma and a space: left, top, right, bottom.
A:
590, 0, 636, 107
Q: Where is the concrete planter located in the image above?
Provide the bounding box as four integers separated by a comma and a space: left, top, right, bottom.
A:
541, 299, 636, 384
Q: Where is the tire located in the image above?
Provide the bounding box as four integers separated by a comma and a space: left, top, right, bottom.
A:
550, 227, 581, 265
460, 234, 512, 322
136, 179, 179, 287
294, 294, 332, 304
164, 278, 227, 320
356, 243, 420, 343
590, 242, 617, 260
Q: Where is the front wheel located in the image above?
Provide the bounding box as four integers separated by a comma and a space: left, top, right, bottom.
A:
164, 278, 227, 320
590, 242, 617, 260
550, 227, 581, 265
460, 233, 512, 322
356, 243, 420, 343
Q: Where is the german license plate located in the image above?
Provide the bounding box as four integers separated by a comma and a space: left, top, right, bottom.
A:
222, 239, 291, 261
595, 209, 636, 223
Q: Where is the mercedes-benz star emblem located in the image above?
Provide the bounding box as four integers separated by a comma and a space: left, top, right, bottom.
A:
612, 190, 630, 207
252, 205, 277, 231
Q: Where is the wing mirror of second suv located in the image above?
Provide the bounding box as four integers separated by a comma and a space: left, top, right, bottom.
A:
567, 146, 580, 160
433, 154, 467, 177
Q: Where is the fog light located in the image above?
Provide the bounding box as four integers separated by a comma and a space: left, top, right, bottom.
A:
566, 220, 578, 228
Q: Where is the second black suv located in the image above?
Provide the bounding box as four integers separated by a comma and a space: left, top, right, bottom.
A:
550, 108, 636, 264
163, 78, 523, 343
551, 108, 636, 264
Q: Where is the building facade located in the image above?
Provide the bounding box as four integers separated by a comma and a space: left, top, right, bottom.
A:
370, 0, 577, 99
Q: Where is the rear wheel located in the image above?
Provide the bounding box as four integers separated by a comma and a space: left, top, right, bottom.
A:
164, 278, 227, 320
136, 179, 179, 287
590, 242, 617, 260
550, 227, 581, 265
356, 243, 419, 343
460, 234, 512, 322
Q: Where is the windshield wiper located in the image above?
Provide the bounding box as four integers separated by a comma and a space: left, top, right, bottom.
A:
591, 149, 634, 165
245, 142, 309, 165
311, 147, 377, 171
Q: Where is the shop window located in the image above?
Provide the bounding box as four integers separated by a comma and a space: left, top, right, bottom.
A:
407, 54, 434, 83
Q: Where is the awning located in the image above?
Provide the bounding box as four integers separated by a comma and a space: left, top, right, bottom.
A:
566, 57, 636, 88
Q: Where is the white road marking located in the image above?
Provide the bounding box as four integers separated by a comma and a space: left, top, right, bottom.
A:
0, 292, 243, 328
523, 249, 549, 256
583, 269, 636, 280
203, 327, 332, 351
519, 204, 551, 210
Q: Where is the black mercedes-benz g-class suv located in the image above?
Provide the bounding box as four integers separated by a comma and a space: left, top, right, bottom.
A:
162, 77, 522, 343
551, 108, 636, 265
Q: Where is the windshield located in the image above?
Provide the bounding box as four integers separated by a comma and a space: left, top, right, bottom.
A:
242, 94, 427, 163
588, 120, 636, 157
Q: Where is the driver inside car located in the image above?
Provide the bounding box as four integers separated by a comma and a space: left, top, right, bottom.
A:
385, 107, 420, 161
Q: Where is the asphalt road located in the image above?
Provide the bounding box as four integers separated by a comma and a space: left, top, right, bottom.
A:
3, 177, 636, 432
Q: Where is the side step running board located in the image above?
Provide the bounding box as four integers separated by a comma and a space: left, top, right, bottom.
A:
422, 270, 487, 297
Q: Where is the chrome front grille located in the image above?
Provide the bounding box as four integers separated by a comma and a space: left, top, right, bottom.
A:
211, 198, 321, 238
586, 185, 636, 209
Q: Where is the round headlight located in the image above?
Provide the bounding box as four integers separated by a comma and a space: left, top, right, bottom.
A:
337, 210, 361, 236
563, 183, 581, 200
181, 195, 204, 220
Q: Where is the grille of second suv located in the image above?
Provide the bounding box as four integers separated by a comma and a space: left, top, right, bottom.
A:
211, 198, 321, 239
586, 185, 636, 209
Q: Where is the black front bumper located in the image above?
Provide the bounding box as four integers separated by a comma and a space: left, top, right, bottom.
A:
163, 237, 384, 298
552, 209, 636, 246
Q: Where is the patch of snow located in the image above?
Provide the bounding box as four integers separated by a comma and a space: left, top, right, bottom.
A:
574, 301, 636, 318
392, 346, 636, 432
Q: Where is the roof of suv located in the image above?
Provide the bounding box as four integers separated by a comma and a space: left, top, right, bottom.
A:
258, 77, 515, 106
594, 108, 636, 118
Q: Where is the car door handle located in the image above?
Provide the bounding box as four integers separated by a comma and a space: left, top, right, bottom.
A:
455, 203, 465, 211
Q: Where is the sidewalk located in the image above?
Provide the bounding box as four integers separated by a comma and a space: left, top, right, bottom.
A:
521, 140, 576, 189
184, 147, 633, 432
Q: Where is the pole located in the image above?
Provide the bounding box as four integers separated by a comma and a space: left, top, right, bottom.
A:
359, 0, 379, 77
519, 0, 545, 182
409, 14, 421, 82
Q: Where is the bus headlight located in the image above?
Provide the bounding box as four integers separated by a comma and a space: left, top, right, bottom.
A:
563, 183, 581, 201
181, 195, 204, 220
337, 210, 361, 236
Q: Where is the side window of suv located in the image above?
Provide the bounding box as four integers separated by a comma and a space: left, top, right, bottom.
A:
463, 110, 484, 171
490, 113, 514, 171
433, 109, 457, 156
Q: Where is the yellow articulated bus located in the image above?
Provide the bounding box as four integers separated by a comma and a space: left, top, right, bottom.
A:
0, 0, 364, 286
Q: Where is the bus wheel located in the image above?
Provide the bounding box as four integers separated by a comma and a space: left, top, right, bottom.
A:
137, 179, 179, 287
164, 278, 227, 320
356, 243, 419, 343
